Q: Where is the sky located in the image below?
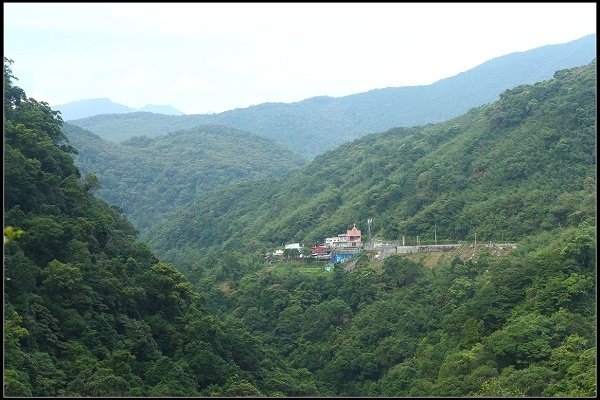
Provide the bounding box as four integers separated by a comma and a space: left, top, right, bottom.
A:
4, 3, 597, 115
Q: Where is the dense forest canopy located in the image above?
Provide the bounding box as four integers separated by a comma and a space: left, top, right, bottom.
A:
3, 58, 320, 397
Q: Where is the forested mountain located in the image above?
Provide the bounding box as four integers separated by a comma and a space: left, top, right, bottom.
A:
142, 60, 596, 397
53, 98, 183, 121
184, 224, 596, 396
63, 124, 305, 231
3, 59, 319, 396
69, 34, 595, 158
147, 61, 597, 269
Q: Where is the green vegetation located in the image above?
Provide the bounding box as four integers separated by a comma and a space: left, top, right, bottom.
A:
143, 60, 595, 397
148, 61, 596, 270
187, 225, 595, 396
68, 34, 595, 158
3, 58, 319, 397
63, 123, 305, 231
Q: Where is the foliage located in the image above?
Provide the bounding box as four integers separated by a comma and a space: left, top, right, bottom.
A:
4, 226, 25, 244
189, 224, 596, 396
2, 59, 319, 397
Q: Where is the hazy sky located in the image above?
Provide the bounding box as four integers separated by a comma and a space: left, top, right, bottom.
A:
4, 3, 596, 114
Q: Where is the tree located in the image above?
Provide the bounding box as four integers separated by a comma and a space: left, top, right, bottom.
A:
485, 312, 552, 367
283, 248, 300, 259
41, 260, 93, 310
3, 226, 25, 244
382, 255, 423, 288
302, 298, 351, 341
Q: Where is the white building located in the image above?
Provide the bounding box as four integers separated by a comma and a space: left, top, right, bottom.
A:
325, 236, 341, 247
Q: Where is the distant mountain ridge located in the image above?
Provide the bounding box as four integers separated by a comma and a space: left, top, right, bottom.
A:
69, 34, 596, 158
53, 97, 184, 120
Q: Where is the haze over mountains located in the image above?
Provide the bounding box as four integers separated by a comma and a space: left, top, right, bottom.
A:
67, 34, 596, 159
53, 97, 184, 120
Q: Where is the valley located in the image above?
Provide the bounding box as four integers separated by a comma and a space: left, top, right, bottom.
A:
3, 33, 596, 397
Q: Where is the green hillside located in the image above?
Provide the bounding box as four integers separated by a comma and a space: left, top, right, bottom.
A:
147, 60, 596, 268
184, 224, 595, 396
68, 34, 596, 158
63, 124, 305, 231
141, 60, 596, 397
3, 59, 319, 397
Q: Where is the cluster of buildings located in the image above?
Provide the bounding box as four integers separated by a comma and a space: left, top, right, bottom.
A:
324, 224, 362, 249
272, 224, 363, 263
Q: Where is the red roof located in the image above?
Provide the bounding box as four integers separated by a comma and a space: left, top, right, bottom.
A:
347, 224, 361, 237
311, 245, 328, 254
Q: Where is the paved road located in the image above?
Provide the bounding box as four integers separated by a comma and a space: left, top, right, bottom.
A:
364, 242, 517, 260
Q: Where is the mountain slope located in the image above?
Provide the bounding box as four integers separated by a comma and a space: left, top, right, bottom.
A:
144, 60, 596, 398
69, 34, 596, 158
63, 124, 306, 231
146, 60, 596, 268
193, 223, 595, 396
3, 58, 319, 398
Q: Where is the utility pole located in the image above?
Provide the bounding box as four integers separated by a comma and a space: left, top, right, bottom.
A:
474, 232, 477, 246
434, 226, 437, 245
367, 218, 372, 246
402, 236, 405, 246
417, 235, 420, 246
